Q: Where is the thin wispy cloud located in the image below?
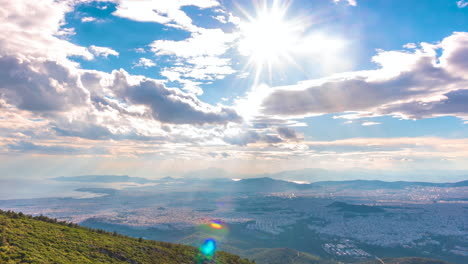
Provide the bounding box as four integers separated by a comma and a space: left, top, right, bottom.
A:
457, 0, 468, 8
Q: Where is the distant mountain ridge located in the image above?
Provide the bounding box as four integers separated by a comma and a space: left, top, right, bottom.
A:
313, 179, 468, 189
56, 174, 468, 194
257, 168, 468, 183
52, 175, 155, 184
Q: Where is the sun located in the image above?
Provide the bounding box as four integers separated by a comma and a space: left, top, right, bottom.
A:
238, 1, 306, 70
236, 1, 346, 82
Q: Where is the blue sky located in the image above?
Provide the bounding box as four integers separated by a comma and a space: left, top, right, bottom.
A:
1, 0, 468, 180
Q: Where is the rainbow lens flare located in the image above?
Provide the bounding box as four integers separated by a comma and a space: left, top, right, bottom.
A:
210, 221, 223, 229
199, 238, 217, 257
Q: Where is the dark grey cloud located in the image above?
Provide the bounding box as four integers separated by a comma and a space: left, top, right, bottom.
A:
381, 89, 468, 119
52, 124, 113, 140
111, 70, 242, 125
224, 131, 261, 146
0, 56, 87, 112
263, 134, 283, 144
251, 118, 293, 129
277, 127, 298, 139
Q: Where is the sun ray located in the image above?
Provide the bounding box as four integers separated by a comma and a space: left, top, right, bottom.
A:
236, 0, 346, 85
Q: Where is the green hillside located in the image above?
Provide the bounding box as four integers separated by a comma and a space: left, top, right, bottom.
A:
0, 210, 253, 264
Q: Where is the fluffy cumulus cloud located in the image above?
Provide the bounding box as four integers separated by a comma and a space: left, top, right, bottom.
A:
151, 29, 236, 58
0, 0, 243, 156
0, 56, 88, 112
109, 70, 241, 125
150, 28, 238, 93
380, 89, 468, 123
112, 0, 220, 32
89, 45, 119, 58
133, 58, 156, 68
260, 32, 468, 122
0, 0, 93, 63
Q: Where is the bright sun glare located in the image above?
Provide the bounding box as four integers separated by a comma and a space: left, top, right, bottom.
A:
238, 3, 303, 67
238, 0, 346, 80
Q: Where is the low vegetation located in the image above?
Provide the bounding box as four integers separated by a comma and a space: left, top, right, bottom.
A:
0, 210, 253, 264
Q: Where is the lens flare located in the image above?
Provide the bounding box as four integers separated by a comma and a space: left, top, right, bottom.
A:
210, 221, 223, 229
195, 220, 229, 262
199, 238, 217, 257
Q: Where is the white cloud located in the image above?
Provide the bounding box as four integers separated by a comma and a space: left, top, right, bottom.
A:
213, 15, 227, 23
81, 16, 96, 23
177, 79, 204, 96
133, 48, 146, 53
150, 28, 237, 92
89, 45, 119, 58
333, 0, 357, 6
258, 32, 468, 123
228, 13, 241, 25
457, 0, 468, 8
403, 43, 417, 49
133, 57, 156, 68
161, 69, 182, 82
0, 0, 93, 62
150, 29, 236, 58
361, 121, 381, 126
112, 0, 220, 32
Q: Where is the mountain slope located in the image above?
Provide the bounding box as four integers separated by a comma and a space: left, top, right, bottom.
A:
0, 210, 253, 264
